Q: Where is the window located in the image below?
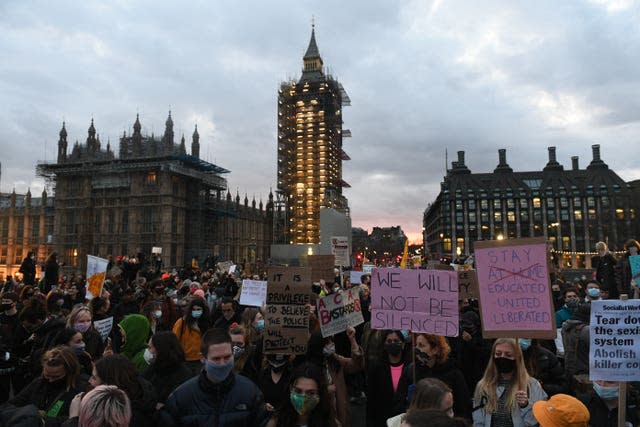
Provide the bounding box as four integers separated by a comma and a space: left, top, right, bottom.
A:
520, 199, 529, 209
481, 200, 488, 210
574, 210, 583, 220
121, 211, 128, 233
14, 248, 22, 264
0, 248, 6, 264
547, 198, 555, 208
494, 212, 502, 222
573, 197, 582, 207
16, 220, 24, 240
94, 212, 101, 234
107, 211, 115, 233
616, 208, 624, 220
31, 216, 40, 240
507, 211, 516, 222
533, 197, 541, 208
146, 171, 157, 185
493, 200, 502, 210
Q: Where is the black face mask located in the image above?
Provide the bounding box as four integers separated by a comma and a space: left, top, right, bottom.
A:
494, 357, 516, 374
1, 304, 12, 312
384, 342, 403, 357
415, 348, 432, 366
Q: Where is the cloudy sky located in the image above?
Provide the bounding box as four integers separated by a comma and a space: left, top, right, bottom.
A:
2, 0, 640, 243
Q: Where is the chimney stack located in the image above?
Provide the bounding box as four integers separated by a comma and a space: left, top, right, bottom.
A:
571, 156, 579, 170
457, 151, 465, 166
548, 147, 557, 163
592, 144, 601, 162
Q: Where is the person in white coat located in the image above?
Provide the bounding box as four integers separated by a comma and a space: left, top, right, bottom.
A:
472, 338, 547, 427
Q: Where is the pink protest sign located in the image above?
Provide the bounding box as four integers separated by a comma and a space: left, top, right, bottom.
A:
370, 268, 459, 337
474, 238, 556, 339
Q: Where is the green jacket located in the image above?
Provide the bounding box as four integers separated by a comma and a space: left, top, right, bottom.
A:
119, 314, 150, 371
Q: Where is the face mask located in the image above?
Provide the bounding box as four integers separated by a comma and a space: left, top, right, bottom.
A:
416, 347, 432, 365
74, 322, 90, 333
73, 343, 86, 352
143, 348, 155, 365
566, 298, 579, 308
400, 330, 410, 341
384, 342, 403, 357
192, 310, 203, 319
269, 358, 288, 372
255, 319, 265, 332
153, 310, 163, 319
232, 344, 245, 358
588, 288, 600, 298
593, 382, 618, 400
290, 391, 320, 416
519, 339, 532, 351
56, 299, 65, 306
1, 303, 12, 311
205, 357, 234, 382
333, 287, 340, 293
323, 343, 336, 357
494, 357, 516, 374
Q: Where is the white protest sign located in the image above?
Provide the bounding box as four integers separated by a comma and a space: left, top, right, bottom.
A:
331, 236, 350, 267
589, 300, 640, 381
93, 316, 114, 343
229, 264, 237, 275
363, 264, 375, 274
239, 279, 268, 307
317, 289, 364, 338
350, 271, 365, 286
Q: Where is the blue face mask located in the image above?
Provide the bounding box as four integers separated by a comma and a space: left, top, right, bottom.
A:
588, 288, 600, 298
593, 382, 618, 400
204, 357, 234, 382
192, 310, 203, 319
255, 319, 265, 332
400, 330, 410, 341
518, 338, 532, 351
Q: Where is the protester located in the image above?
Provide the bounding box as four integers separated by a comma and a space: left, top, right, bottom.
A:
0, 291, 20, 401
366, 330, 410, 427
519, 338, 568, 396
593, 242, 618, 299
387, 378, 454, 427
230, 323, 260, 382
258, 353, 294, 413
241, 307, 265, 346
66, 305, 104, 360
561, 303, 590, 385
555, 288, 580, 328
65, 384, 132, 427
90, 354, 157, 427
532, 393, 589, 427
141, 331, 192, 406
266, 362, 339, 427
398, 333, 471, 419
583, 280, 602, 303
455, 310, 492, 392
306, 327, 364, 427
213, 297, 241, 330
619, 239, 640, 297
578, 380, 638, 426
52, 327, 93, 376
44, 252, 60, 293
162, 328, 268, 426
118, 314, 151, 371
9, 346, 84, 425
19, 251, 37, 287
172, 297, 210, 376
472, 338, 547, 427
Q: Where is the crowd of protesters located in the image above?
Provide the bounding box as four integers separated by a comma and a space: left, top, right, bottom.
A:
0, 239, 638, 426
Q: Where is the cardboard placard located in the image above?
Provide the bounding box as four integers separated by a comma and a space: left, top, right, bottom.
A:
331, 236, 350, 267
93, 316, 113, 343
589, 300, 640, 381
370, 268, 459, 337
239, 279, 267, 307
317, 289, 364, 337
458, 270, 479, 301
217, 261, 234, 273
307, 255, 335, 283
474, 238, 556, 339
264, 267, 312, 354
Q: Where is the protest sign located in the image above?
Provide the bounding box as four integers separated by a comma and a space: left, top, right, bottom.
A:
370, 268, 459, 337
457, 269, 479, 301
93, 316, 113, 343
307, 255, 335, 283
217, 261, 234, 273
264, 267, 312, 354
363, 264, 375, 274
589, 300, 640, 381
228, 264, 237, 275
239, 279, 267, 307
86, 255, 109, 300
474, 238, 555, 339
331, 236, 350, 267
350, 271, 365, 286
317, 289, 364, 337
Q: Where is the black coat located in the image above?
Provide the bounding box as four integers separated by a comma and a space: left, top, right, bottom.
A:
523, 345, 568, 396
162, 371, 268, 427
44, 259, 59, 292
9, 376, 83, 425
19, 257, 37, 286
142, 361, 193, 403
127, 376, 159, 427
398, 359, 472, 419
579, 390, 638, 427
594, 253, 618, 297
365, 360, 410, 427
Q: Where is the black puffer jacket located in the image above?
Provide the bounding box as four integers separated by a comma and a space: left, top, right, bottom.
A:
128, 375, 158, 427
162, 371, 268, 427
522, 345, 568, 396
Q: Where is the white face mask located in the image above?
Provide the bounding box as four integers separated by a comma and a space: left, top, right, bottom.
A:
153, 310, 162, 319
143, 348, 155, 364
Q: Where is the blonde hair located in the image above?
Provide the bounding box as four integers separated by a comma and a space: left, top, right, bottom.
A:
79, 384, 131, 427
474, 338, 531, 414
41, 346, 80, 391
66, 304, 92, 328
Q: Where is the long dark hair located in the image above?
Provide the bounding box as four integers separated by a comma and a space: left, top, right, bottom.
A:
273, 362, 338, 427
150, 331, 185, 370
181, 297, 210, 333
94, 354, 142, 401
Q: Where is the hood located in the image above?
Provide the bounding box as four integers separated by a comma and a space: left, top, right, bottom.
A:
119, 314, 150, 357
